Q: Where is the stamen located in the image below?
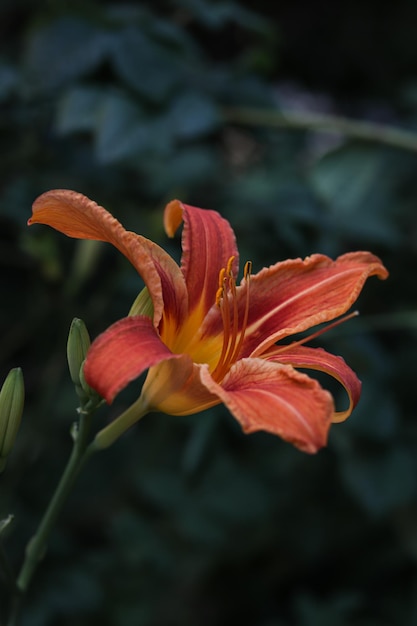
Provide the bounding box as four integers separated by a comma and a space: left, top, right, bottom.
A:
228, 260, 251, 365
275, 310, 359, 355
221, 277, 231, 341
212, 258, 252, 381
215, 286, 223, 307
226, 256, 235, 275
228, 265, 239, 362
218, 267, 226, 289
214, 270, 231, 374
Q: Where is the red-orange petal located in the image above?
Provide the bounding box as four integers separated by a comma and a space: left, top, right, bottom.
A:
200, 357, 334, 453
29, 190, 188, 326
263, 345, 361, 422
238, 252, 388, 357
84, 316, 183, 403
164, 200, 239, 321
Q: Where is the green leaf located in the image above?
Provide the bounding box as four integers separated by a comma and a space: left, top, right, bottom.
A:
110, 27, 180, 101
23, 17, 110, 94
94, 92, 152, 163
310, 144, 402, 246
141, 146, 218, 193
175, 0, 269, 33
55, 86, 104, 134
168, 91, 221, 139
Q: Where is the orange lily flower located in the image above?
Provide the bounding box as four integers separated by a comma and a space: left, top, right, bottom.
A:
29, 190, 388, 453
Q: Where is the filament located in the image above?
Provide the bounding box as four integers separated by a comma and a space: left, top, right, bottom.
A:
212, 258, 252, 381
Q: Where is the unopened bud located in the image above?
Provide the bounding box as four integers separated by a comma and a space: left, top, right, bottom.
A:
67, 318, 91, 389
0, 368, 24, 471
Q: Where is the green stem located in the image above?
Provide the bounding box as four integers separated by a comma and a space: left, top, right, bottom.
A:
9, 409, 97, 625
223, 106, 417, 154
6, 396, 147, 624
92, 396, 148, 451
16, 442, 93, 593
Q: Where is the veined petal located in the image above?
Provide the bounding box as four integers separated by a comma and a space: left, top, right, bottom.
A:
84, 316, 183, 403
29, 190, 188, 326
264, 345, 361, 423
164, 200, 239, 322
200, 358, 334, 453
239, 252, 388, 357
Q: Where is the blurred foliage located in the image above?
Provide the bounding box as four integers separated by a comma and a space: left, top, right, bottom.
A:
1, 0, 417, 625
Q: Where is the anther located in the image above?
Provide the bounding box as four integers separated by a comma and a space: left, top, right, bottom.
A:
215, 287, 223, 307
226, 256, 235, 275
218, 267, 226, 288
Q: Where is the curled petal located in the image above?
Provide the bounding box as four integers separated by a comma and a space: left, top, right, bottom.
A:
200, 358, 334, 453
264, 345, 361, 422
84, 316, 182, 403
164, 200, 239, 321
30, 189, 125, 242
30, 190, 188, 326
237, 252, 388, 357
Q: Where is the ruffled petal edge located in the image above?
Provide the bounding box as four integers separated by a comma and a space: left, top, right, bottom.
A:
200, 357, 334, 453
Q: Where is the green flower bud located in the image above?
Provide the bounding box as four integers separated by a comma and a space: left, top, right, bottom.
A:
67, 318, 91, 388
0, 368, 24, 472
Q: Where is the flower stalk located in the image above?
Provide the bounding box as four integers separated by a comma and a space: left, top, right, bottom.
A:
8, 407, 97, 625
6, 319, 105, 625
92, 395, 148, 450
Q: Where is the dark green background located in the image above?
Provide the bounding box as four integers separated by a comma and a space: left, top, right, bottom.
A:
1, 1, 416, 624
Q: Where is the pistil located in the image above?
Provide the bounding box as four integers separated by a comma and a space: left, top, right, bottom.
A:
274, 310, 359, 355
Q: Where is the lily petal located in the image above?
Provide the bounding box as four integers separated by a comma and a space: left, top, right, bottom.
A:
143, 361, 219, 416
200, 358, 334, 453
264, 345, 361, 422
164, 200, 239, 321
84, 316, 183, 403
238, 252, 388, 357
29, 190, 188, 326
